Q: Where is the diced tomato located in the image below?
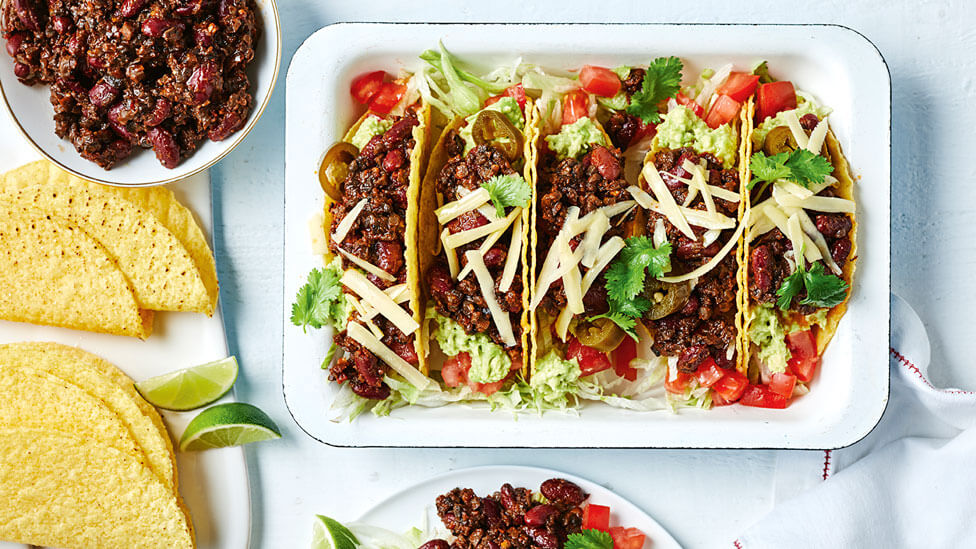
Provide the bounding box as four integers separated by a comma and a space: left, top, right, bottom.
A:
609, 527, 647, 549
390, 341, 419, 365
711, 369, 749, 402
717, 71, 761, 102
441, 352, 471, 388
740, 384, 790, 409
611, 337, 639, 381
470, 378, 506, 396
664, 369, 693, 395
786, 329, 820, 382
711, 392, 731, 406
562, 89, 589, 126
694, 358, 724, 388
484, 83, 528, 112
769, 372, 797, 398
756, 81, 797, 122
703, 94, 741, 129
350, 70, 386, 105
567, 337, 612, 377
367, 81, 406, 115
675, 92, 705, 118
579, 65, 622, 97
582, 504, 611, 532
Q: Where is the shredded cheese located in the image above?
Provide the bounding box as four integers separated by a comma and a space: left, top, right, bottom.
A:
639, 167, 696, 239
346, 322, 429, 389
456, 209, 520, 281
660, 211, 749, 283
762, 204, 821, 264
331, 199, 368, 245
341, 269, 419, 335
443, 207, 520, 250
361, 284, 410, 321
579, 211, 610, 269
560, 232, 584, 315
782, 111, 810, 149
773, 186, 856, 213
785, 206, 843, 275
338, 249, 396, 282
685, 160, 716, 214
440, 228, 460, 278
498, 214, 523, 292
806, 119, 829, 154
435, 187, 491, 224
465, 250, 516, 347
653, 218, 668, 248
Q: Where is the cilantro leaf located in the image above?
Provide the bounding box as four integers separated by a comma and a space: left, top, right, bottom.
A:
566, 529, 614, 549
800, 262, 849, 308
749, 148, 834, 190
605, 237, 672, 303
590, 295, 650, 341
290, 268, 344, 331
481, 174, 532, 218
753, 60, 775, 84
626, 56, 683, 124
776, 261, 849, 311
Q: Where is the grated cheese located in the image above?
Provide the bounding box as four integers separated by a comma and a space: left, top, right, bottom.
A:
347, 322, 429, 389
338, 249, 396, 282
639, 167, 696, 239
465, 251, 516, 347
498, 214, 523, 292
341, 269, 419, 335
659, 210, 749, 283
332, 199, 368, 245
436, 187, 492, 224
442, 208, 520, 250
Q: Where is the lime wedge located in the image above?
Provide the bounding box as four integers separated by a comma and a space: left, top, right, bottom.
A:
179, 402, 281, 451
312, 515, 359, 549
135, 356, 239, 411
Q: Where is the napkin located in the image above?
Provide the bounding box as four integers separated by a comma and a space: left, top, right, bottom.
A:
735, 294, 976, 548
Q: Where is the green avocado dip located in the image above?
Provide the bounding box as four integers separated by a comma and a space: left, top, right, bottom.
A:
545, 117, 606, 160
460, 97, 525, 154
429, 308, 511, 384
529, 351, 581, 408
749, 305, 830, 374
751, 101, 833, 148
349, 116, 393, 150
652, 105, 737, 168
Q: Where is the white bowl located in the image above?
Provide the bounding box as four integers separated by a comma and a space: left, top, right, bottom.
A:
0, 0, 280, 187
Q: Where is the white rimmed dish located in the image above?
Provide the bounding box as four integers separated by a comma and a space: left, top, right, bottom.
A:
0, 0, 280, 187
354, 465, 681, 549
283, 23, 890, 449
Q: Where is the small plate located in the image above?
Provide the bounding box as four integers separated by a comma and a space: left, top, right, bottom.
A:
283, 23, 891, 449
0, 0, 281, 187
356, 465, 681, 549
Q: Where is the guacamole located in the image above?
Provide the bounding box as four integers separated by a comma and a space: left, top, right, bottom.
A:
749, 304, 791, 374
529, 351, 581, 408
751, 101, 833, 148
460, 97, 525, 154
545, 117, 606, 160
350, 116, 393, 150
322, 256, 351, 330
429, 308, 511, 384
653, 105, 737, 168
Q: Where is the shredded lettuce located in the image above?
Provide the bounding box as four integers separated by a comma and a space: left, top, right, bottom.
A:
419, 43, 520, 119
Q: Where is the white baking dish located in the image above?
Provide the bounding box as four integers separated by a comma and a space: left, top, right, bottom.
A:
283, 23, 890, 448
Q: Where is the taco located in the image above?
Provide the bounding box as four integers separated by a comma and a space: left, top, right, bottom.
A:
740, 65, 857, 404
417, 48, 536, 398
292, 70, 433, 407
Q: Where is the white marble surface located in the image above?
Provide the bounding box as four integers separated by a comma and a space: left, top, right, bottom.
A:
207, 1, 976, 547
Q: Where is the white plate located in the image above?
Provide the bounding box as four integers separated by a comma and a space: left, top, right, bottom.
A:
283, 23, 890, 449
0, 0, 281, 187
355, 465, 681, 549
0, 115, 250, 548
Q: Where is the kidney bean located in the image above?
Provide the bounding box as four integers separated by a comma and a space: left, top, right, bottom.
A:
187, 61, 218, 104
13, 0, 42, 32
800, 113, 820, 130
147, 127, 180, 168
389, 341, 418, 366
831, 238, 851, 266
382, 148, 404, 172
498, 484, 518, 511
589, 145, 621, 181
87, 54, 106, 69
418, 541, 449, 549
374, 241, 403, 276
194, 25, 215, 48
382, 117, 418, 149
750, 244, 774, 295
13, 62, 29, 78
66, 33, 84, 57
677, 345, 709, 373
679, 295, 700, 317
359, 134, 384, 159
523, 527, 559, 549
5, 32, 26, 57
109, 119, 138, 141
447, 211, 488, 234
814, 213, 852, 240
481, 497, 503, 528
141, 18, 184, 38
145, 98, 172, 127
676, 237, 721, 260
118, 0, 149, 18
88, 79, 119, 109
351, 381, 390, 400
208, 112, 242, 141
483, 247, 506, 268
524, 504, 559, 527
174, 0, 203, 16
427, 264, 454, 299
51, 16, 72, 34
354, 350, 382, 386
539, 478, 586, 506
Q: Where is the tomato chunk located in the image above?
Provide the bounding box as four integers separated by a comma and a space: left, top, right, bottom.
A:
582, 504, 611, 532
568, 337, 612, 377
562, 89, 589, 126
441, 352, 471, 388
717, 71, 761, 102
675, 92, 705, 118
769, 372, 797, 398
740, 384, 790, 409
694, 358, 724, 388
786, 329, 820, 382
579, 65, 622, 97
367, 81, 406, 115
485, 83, 527, 112
609, 527, 646, 549
665, 369, 693, 395
704, 94, 741, 129
711, 369, 748, 402
757, 81, 797, 122
611, 337, 638, 381
350, 70, 386, 105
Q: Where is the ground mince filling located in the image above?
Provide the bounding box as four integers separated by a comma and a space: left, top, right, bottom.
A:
431, 478, 586, 549
645, 147, 740, 373
329, 111, 418, 400
2, 0, 260, 169
536, 144, 629, 316
426, 131, 524, 362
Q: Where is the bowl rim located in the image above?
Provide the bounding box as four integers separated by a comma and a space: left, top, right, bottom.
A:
0, 0, 281, 187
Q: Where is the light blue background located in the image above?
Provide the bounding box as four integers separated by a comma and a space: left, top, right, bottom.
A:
213, 2, 974, 547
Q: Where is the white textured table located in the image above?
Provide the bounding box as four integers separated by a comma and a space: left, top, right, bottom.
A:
210, 2, 975, 547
